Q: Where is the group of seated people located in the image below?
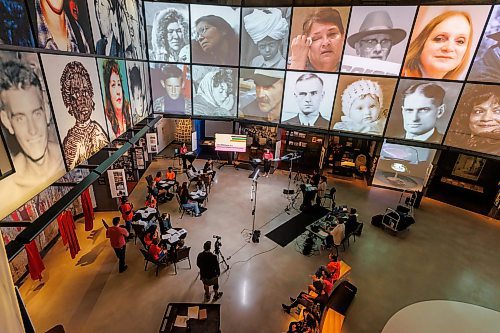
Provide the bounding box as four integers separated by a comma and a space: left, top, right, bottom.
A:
146, 167, 181, 208
282, 254, 341, 332
186, 158, 216, 183
141, 213, 187, 261
177, 181, 208, 217
325, 208, 363, 248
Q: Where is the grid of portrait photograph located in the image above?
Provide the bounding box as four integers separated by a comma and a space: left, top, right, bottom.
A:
0, 2, 499, 220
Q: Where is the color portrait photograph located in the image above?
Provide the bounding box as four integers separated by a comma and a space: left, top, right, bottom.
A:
127, 60, 152, 124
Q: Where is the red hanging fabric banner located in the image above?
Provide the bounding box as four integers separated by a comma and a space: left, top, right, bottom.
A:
57, 211, 81, 259
25, 241, 45, 281
81, 188, 94, 232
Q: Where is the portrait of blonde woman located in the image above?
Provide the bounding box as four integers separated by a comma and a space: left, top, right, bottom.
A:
402, 6, 490, 80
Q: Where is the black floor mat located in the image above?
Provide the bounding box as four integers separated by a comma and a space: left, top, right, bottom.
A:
265, 206, 329, 247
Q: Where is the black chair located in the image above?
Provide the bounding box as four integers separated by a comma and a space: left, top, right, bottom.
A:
131, 224, 145, 246
139, 249, 169, 277
145, 175, 154, 187
168, 247, 192, 275
322, 187, 337, 208
175, 194, 194, 219
351, 223, 364, 242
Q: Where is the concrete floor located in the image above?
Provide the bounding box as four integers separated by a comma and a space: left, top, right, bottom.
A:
19, 156, 500, 333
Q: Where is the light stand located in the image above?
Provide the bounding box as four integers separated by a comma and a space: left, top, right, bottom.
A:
242, 169, 261, 243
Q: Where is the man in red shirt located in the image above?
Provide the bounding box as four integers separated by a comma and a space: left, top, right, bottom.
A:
148, 238, 167, 261
106, 217, 129, 273
119, 196, 134, 234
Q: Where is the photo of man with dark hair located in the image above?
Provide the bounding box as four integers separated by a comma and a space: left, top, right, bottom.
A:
0, 0, 35, 47
127, 61, 151, 124
0, 56, 65, 219
90, 0, 123, 57
152, 63, 191, 115
29, 0, 93, 53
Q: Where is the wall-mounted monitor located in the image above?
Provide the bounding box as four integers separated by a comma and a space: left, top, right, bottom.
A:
384, 79, 462, 144
331, 74, 397, 136
239, 69, 285, 124
41, 54, 110, 170
215, 133, 247, 153
341, 6, 416, 76
281, 71, 337, 130
444, 83, 500, 157
240, 7, 291, 69
401, 5, 491, 80
190, 4, 241, 66
192, 65, 238, 118
144, 1, 190, 63
0, 51, 66, 220
372, 141, 436, 192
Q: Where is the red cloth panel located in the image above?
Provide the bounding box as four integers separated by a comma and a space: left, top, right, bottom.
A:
81, 188, 94, 232
25, 241, 44, 281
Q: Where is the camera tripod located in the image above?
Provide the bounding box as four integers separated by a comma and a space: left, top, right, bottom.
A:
284, 184, 302, 214
214, 241, 229, 271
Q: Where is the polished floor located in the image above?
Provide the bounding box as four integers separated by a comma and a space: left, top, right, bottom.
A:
19, 156, 500, 333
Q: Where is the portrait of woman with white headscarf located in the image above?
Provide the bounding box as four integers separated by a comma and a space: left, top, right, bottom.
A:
193, 66, 238, 117
241, 8, 290, 69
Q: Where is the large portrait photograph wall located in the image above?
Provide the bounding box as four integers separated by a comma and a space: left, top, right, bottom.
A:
0, 1, 499, 224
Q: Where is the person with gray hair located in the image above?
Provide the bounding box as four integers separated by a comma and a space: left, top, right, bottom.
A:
243, 8, 288, 68
401, 82, 446, 142
150, 8, 190, 62
0, 60, 64, 217
94, 0, 123, 57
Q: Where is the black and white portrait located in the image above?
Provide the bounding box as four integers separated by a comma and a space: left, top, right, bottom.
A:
385, 79, 462, 144
240, 7, 290, 69
28, 0, 94, 53
127, 61, 151, 124
0, 0, 35, 47
0, 51, 66, 220
88, 0, 123, 57
0, 130, 14, 178
331, 75, 397, 136
190, 5, 240, 66
42, 54, 110, 170
238, 69, 284, 124
468, 6, 500, 83
342, 6, 416, 76
151, 63, 191, 116
145, 2, 190, 63
192, 65, 238, 118
281, 71, 338, 130
120, 0, 146, 59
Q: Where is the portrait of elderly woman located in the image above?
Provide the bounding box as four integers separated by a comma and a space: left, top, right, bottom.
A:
147, 4, 190, 63
191, 5, 240, 66
288, 7, 348, 72
402, 7, 490, 80
241, 8, 290, 69
445, 84, 500, 157
98, 59, 132, 139
193, 66, 237, 118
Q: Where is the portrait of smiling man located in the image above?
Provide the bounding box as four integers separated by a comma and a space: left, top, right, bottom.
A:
0, 59, 65, 219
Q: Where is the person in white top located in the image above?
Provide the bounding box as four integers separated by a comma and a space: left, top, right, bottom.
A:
331, 220, 345, 246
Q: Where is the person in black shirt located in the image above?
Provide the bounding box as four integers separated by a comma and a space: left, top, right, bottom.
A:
196, 241, 223, 302
310, 169, 321, 186
282, 280, 328, 314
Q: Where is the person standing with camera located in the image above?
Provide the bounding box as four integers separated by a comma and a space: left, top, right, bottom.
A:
196, 241, 223, 302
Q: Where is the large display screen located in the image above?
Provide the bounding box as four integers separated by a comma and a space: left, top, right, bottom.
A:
0, 51, 66, 220
341, 6, 416, 76
468, 5, 499, 83
240, 7, 291, 69
190, 5, 241, 66
97, 58, 132, 140
331, 75, 397, 136
287, 7, 350, 73
444, 84, 500, 157
126, 60, 152, 124
372, 141, 436, 191
192, 65, 238, 118
144, 1, 190, 63
239, 69, 284, 124
384, 79, 462, 144
41, 54, 110, 170
151, 62, 191, 116
215, 134, 247, 153
281, 71, 337, 130
401, 5, 491, 80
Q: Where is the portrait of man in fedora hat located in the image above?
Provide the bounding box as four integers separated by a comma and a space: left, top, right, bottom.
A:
238, 69, 284, 123
342, 7, 416, 75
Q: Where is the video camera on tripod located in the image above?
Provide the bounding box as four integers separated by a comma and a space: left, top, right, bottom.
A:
213, 235, 222, 253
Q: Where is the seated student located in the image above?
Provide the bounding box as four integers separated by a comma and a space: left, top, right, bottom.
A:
287, 308, 319, 333
145, 194, 157, 209
143, 225, 158, 248
330, 220, 345, 246
315, 254, 341, 284
190, 180, 208, 206
186, 165, 201, 181
282, 280, 329, 314
309, 169, 321, 186
165, 167, 176, 181
203, 158, 216, 179
153, 171, 162, 184
345, 208, 362, 236
178, 182, 201, 217
158, 213, 172, 235
148, 238, 167, 261
309, 274, 333, 296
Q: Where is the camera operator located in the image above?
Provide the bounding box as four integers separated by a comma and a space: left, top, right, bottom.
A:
196, 240, 223, 302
